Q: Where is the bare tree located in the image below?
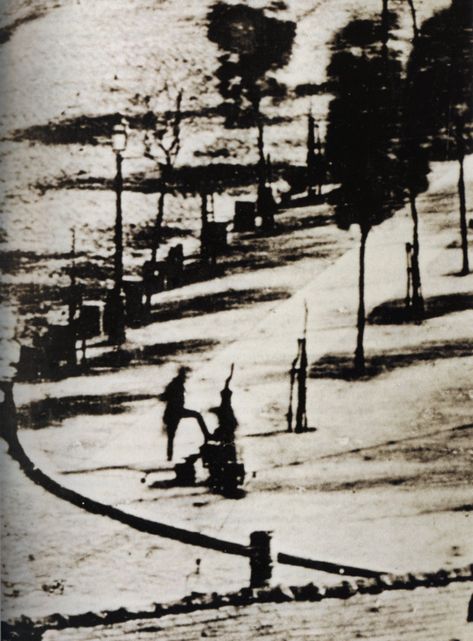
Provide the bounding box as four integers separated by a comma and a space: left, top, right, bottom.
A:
406, 0, 419, 40
141, 87, 184, 265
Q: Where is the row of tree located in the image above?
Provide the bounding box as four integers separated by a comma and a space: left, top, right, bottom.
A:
135, 0, 471, 375
325, 0, 472, 373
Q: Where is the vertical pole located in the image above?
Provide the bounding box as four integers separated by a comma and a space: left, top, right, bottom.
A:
409, 192, 424, 319
455, 116, 469, 276
287, 351, 299, 433
109, 151, 126, 345
458, 154, 469, 275
67, 227, 78, 367
114, 152, 124, 292
315, 124, 323, 196
257, 120, 265, 211
406, 0, 419, 40
249, 531, 273, 589
69, 227, 77, 326
201, 192, 208, 260
354, 227, 368, 374
405, 243, 412, 310
295, 338, 308, 433
151, 189, 166, 265
307, 111, 315, 197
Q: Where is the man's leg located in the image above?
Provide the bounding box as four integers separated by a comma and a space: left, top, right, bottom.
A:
181, 408, 210, 440
166, 421, 178, 461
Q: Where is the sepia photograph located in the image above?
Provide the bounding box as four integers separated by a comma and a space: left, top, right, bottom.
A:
0, 0, 472, 639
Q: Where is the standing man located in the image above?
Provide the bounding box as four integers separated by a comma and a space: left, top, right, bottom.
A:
160, 367, 209, 461
210, 364, 238, 456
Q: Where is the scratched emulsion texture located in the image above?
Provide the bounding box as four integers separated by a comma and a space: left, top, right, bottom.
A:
1, 1, 472, 639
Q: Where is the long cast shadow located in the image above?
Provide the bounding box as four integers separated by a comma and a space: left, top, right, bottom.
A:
17, 392, 158, 430
148, 288, 290, 324
17, 337, 220, 429
87, 338, 218, 369
369, 292, 473, 325
310, 338, 473, 380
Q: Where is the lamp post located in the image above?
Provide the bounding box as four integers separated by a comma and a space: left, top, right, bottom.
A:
108, 122, 127, 344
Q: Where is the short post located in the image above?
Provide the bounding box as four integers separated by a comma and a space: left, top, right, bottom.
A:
249, 530, 273, 589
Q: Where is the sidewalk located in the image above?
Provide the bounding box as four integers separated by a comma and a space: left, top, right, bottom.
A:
4, 159, 473, 619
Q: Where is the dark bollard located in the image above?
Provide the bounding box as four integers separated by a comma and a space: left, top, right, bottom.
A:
468, 593, 473, 622
249, 531, 273, 589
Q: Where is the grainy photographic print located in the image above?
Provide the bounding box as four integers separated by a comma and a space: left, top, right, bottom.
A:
0, 0, 472, 639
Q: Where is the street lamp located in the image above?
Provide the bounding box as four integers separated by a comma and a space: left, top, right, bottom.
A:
108, 121, 128, 344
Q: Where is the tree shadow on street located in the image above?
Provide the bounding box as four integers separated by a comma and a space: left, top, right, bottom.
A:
221, 237, 338, 273
310, 338, 473, 381
87, 338, 218, 370
17, 391, 158, 430
148, 288, 290, 324
368, 292, 473, 325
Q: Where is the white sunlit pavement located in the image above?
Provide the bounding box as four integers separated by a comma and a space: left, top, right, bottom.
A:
4, 159, 473, 619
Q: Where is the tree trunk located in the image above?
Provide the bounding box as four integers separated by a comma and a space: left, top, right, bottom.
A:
306, 111, 316, 197
151, 189, 166, 264
409, 189, 424, 319
257, 116, 266, 209
381, 0, 389, 50
200, 192, 208, 259
114, 152, 124, 291
406, 0, 418, 40
458, 155, 469, 275
354, 227, 368, 374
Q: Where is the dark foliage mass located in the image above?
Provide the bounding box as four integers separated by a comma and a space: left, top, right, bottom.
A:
325, 13, 406, 373
325, 14, 405, 233
207, 2, 296, 126
400, 77, 430, 200
406, 0, 472, 274
406, 0, 473, 159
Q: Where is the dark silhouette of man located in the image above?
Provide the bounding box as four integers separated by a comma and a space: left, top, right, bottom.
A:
210, 365, 237, 451
160, 367, 209, 461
